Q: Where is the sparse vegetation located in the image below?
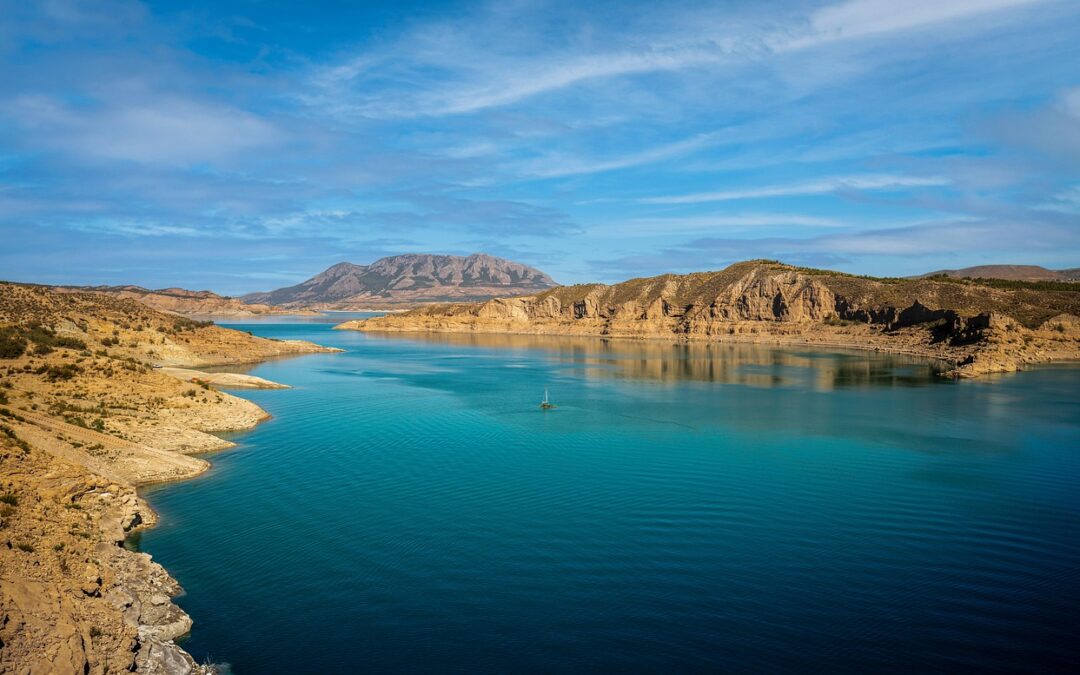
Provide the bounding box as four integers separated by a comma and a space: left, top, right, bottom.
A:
0, 326, 28, 358
0, 425, 30, 452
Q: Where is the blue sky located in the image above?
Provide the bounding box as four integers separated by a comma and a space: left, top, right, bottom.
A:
1, 0, 1078, 294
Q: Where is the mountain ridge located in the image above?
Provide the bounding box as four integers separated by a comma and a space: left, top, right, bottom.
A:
919, 264, 1080, 282
242, 253, 557, 309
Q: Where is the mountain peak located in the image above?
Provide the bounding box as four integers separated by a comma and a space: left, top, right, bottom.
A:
242, 253, 557, 309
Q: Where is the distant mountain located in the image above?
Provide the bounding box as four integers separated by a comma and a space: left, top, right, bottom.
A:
242, 253, 558, 309
920, 265, 1080, 282
52, 285, 288, 317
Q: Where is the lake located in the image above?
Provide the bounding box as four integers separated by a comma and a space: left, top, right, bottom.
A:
134, 319, 1080, 673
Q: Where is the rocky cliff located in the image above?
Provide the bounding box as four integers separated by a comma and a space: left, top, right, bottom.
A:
242, 253, 557, 309
339, 260, 1080, 377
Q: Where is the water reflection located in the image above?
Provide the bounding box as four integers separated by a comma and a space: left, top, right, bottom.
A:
363, 331, 949, 391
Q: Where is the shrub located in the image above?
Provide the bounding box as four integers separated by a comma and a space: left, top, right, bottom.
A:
42, 364, 82, 382
0, 327, 27, 359
0, 493, 18, 506
16, 542, 34, 553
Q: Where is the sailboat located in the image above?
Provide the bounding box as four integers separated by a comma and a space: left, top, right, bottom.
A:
540, 388, 556, 410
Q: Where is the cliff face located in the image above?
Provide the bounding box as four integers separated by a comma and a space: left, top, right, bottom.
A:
0, 283, 338, 673
242, 253, 557, 309
340, 261, 1080, 377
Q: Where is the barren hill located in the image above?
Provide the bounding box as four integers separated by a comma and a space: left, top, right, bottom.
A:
52, 284, 290, 317
339, 260, 1080, 378
920, 264, 1080, 282
242, 253, 557, 309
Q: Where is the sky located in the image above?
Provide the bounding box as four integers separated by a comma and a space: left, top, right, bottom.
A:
1, 0, 1079, 294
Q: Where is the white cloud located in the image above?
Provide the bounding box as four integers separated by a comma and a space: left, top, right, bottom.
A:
793, 0, 1048, 46
639, 175, 949, 204
8, 95, 279, 165
515, 132, 728, 179
602, 213, 844, 234
308, 0, 1055, 119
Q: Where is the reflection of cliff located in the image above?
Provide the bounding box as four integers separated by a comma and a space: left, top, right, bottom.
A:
367, 331, 946, 391
341, 260, 1080, 379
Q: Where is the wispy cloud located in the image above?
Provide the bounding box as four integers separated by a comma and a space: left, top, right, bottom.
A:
515, 132, 728, 179
588, 215, 1080, 279
789, 0, 1049, 48
6, 95, 280, 165
639, 175, 949, 204
2, 0, 1078, 290
307, 0, 1056, 120
595, 213, 845, 235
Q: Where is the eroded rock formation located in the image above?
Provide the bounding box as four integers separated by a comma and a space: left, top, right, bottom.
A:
340, 260, 1080, 377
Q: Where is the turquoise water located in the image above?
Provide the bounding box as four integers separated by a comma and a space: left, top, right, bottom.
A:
135, 320, 1080, 673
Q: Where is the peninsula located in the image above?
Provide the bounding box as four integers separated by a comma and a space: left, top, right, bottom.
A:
337, 260, 1080, 378
0, 283, 339, 673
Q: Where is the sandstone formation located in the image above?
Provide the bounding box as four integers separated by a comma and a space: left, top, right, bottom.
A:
242, 253, 557, 309
0, 283, 339, 673
339, 260, 1080, 378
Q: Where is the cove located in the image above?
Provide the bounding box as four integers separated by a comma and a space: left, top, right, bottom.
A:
133, 318, 1080, 673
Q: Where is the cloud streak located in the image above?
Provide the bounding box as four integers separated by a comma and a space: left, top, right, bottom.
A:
639, 175, 950, 204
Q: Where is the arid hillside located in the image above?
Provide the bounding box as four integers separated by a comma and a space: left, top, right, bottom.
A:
341, 260, 1080, 378
0, 283, 337, 673
50, 284, 298, 317
920, 264, 1080, 282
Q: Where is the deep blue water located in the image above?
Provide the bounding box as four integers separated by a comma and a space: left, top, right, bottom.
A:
134, 320, 1080, 673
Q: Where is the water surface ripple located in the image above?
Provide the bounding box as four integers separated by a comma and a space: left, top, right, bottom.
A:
136, 323, 1080, 673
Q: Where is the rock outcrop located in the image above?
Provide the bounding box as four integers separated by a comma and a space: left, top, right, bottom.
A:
339, 260, 1080, 378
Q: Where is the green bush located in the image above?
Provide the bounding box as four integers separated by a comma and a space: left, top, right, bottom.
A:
0, 328, 27, 359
